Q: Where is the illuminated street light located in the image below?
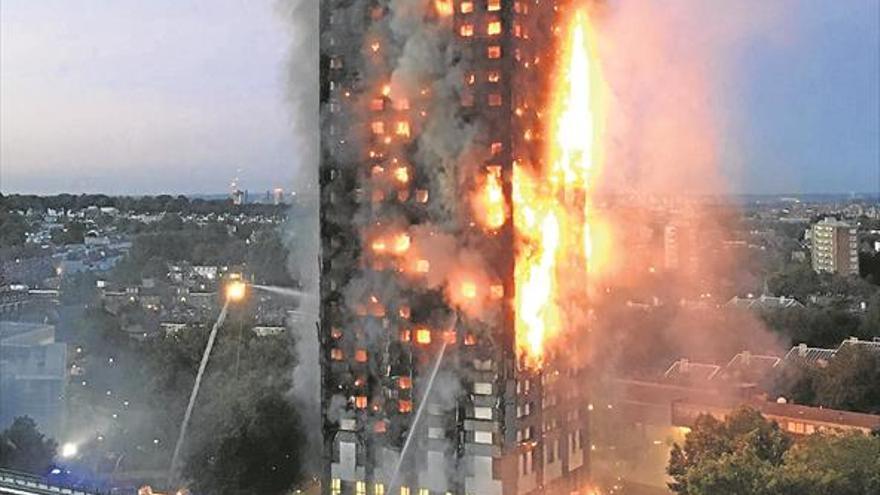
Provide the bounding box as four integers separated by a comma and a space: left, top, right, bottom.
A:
61, 442, 78, 458
225, 280, 247, 302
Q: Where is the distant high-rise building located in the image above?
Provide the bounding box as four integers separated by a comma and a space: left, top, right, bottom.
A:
664, 222, 697, 273
273, 188, 285, 206
810, 218, 858, 276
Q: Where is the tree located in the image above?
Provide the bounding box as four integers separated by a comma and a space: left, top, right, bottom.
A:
181, 395, 306, 495
813, 345, 880, 414
668, 407, 791, 494
668, 408, 880, 495
777, 433, 880, 495
0, 416, 58, 474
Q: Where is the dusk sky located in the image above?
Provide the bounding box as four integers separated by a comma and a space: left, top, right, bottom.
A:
1, 0, 878, 195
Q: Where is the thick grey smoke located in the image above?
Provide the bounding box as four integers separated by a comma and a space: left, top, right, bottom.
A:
276, 0, 321, 475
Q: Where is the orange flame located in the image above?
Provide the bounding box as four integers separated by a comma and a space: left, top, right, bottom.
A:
514, 10, 605, 368
473, 166, 508, 231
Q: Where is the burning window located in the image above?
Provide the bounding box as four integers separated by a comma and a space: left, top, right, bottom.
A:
415, 327, 432, 344
459, 23, 474, 37
490, 284, 505, 299
370, 98, 384, 111
464, 333, 477, 346
331, 348, 344, 361
399, 328, 411, 342
393, 166, 409, 184
331, 327, 343, 339
415, 259, 430, 273
398, 376, 412, 389
490, 142, 503, 155
399, 400, 413, 413
371, 121, 385, 135
487, 70, 501, 83
434, 0, 453, 16
354, 396, 368, 409
415, 189, 429, 203
460, 1, 473, 13
374, 422, 387, 434
514, 1, 528, 14
514, 23, 522, 37
460, 281, 477, 299
399, 305, 411, 319
488, 93, 502, 107
395, 121, 411, 138
355, 349, 368, 362
393, 98, 410, 110
443, 331, 457, 344
465, 72, 476, 85
371, 165, 385, 177
487, 0, 501, 11
487, 45, 501, 59
487, 20, 502, 36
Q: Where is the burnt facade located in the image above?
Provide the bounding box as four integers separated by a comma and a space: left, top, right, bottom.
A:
319, 1, 590, 494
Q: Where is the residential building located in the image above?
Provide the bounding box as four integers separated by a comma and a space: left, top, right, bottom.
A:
810, 217, 858, 275
319, 1, 590, 494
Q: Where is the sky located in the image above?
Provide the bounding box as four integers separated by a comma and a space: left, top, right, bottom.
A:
0, 0, 878, 195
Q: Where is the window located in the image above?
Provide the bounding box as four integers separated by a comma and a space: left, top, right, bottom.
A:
331, 478, 342, 495
400, 487, 410, 495
371, 121, 385, 135
488, 94, 502, 107
357, 481, 367, 495
330, 56, 343, 69
487, 20, 502, 35
461, 91, 475, 107
474, 431, 493, 444
460, 23, 474, 37
465, 72, 476, 85
331, 348, 344, 361
474, 382, 492, 395
487, 70, 500, 83
419, 489, 429, 495
399, 400, 413, 413
398, 376, 412, 389
460, 1, 474, 13
355, 349, 368, 362
474, 406, 493, 419
487, 45, 501, 59
415, 328, 432, 344
490, 142, 503, 155
488, 0, 501, 12
375, 484, 385, 495
355, 396, 367, 409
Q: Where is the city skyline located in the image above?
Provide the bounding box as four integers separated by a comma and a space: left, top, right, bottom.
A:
1, 0, 878, 195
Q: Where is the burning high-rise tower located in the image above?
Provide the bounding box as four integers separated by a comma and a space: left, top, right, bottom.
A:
319, 1, 597, 493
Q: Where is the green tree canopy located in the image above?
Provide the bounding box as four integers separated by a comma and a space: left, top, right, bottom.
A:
668, 407, 880, 495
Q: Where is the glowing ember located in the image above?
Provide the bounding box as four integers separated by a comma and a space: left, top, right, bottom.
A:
513, 10, 604, 368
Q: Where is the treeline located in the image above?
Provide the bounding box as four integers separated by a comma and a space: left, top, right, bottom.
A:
668, 407, 880, 495
0, 193, 287, 217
